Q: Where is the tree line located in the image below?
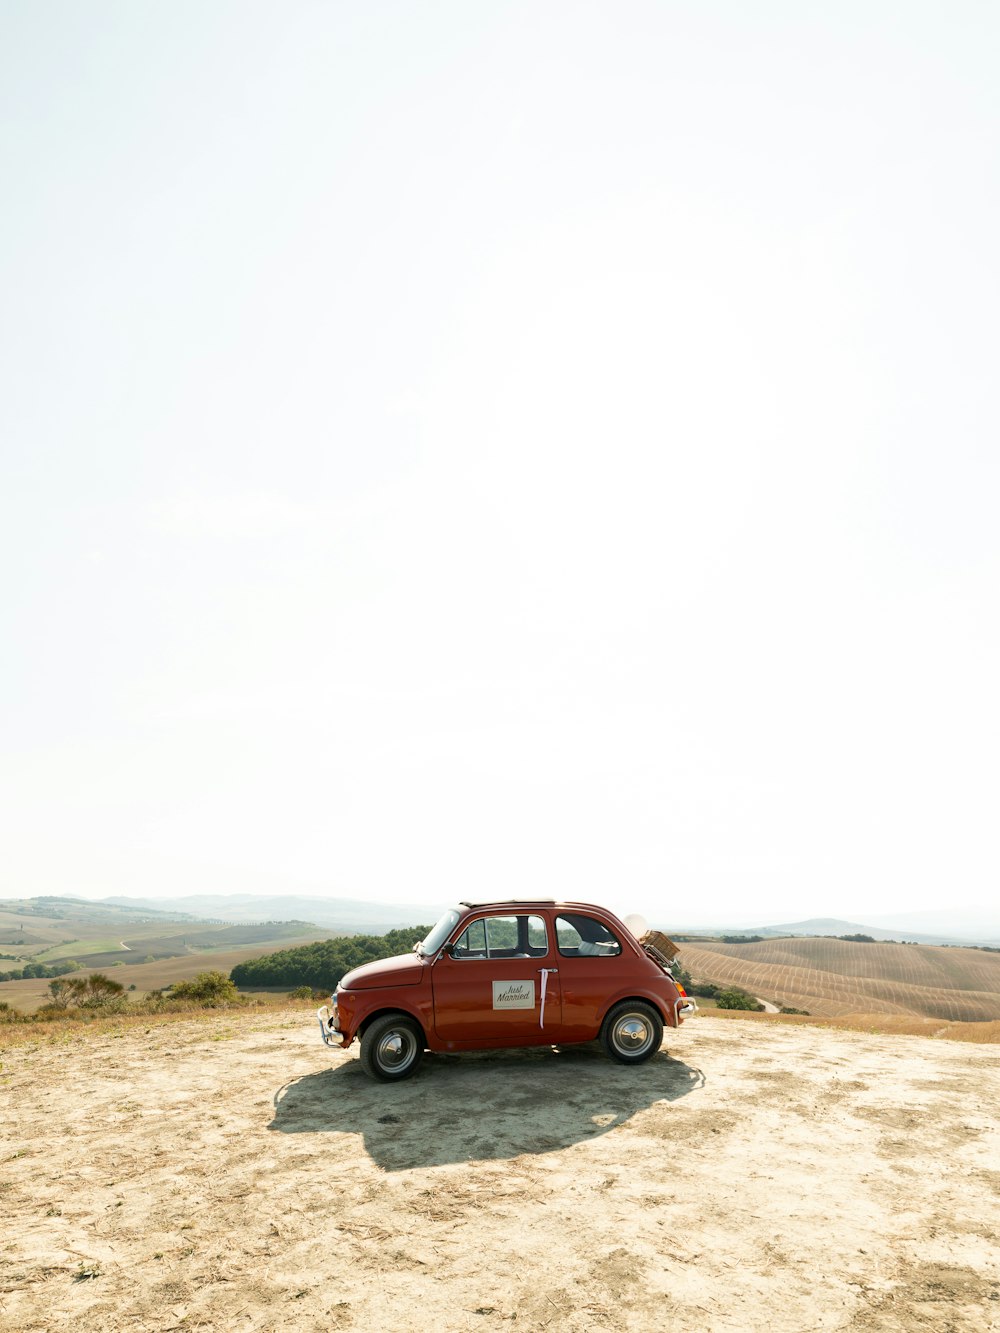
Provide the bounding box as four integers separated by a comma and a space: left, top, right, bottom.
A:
229, 926, 431, 991
0, 959, 81, 982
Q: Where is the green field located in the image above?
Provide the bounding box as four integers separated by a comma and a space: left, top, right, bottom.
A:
30, 937, 131, 962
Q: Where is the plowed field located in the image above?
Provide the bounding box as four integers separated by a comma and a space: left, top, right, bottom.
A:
680, 939, 1000, 1020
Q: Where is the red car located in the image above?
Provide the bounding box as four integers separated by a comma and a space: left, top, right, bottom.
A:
317, 899, 694, 1081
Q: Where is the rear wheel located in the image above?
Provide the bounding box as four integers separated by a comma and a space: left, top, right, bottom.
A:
600, 1001, 663, 1064
359, 1014, 424, 1082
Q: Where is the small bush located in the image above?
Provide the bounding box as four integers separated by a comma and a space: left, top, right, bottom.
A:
288, 985, 314, 1000
46, 973, 126, 1011
168, 972, 240, 1005
84, 994, 130, 1014
78, 974, 127, 1009
715, 988, 765, 1012
35, 1003, 84, 1021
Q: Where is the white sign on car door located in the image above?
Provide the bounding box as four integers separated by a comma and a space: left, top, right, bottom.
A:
492, 980, 535, 1009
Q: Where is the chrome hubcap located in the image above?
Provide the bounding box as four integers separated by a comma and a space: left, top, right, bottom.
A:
377, 1031, 414, 1070
615, 1017, 650, 1052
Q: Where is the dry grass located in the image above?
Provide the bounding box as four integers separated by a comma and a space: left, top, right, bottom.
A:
0, 996, 320, 1049
704, 1007, 1000, 1042
6, 996, 998, 1052
0, 941, 329, 1014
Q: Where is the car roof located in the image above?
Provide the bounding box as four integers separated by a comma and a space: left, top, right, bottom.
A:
459, 899, 555, 907
457, 900, 612, 913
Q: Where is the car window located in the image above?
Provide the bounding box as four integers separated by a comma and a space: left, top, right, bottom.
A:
455, 918, 487, 955
452, 914, 548, 959
556, 913, 621, 957
418, 908, 462, 956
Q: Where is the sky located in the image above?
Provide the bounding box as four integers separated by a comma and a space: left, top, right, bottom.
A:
2, 1, 999, 928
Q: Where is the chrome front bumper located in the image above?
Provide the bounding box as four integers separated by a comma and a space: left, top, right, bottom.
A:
317, 1004, 346, 1047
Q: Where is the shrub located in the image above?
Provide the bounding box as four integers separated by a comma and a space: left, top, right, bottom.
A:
689, 981, 720, 999
715, 988, 765, 1012
288, 985, 314, 1000
78, 974, 126, 1008
46, 979, 75, 1009
46, 974, 127, 1011
34, 1003, 83, 1021
169, 972, 240, 1005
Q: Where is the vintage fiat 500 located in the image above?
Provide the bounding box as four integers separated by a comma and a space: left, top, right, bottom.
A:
317, 900, 694, 1081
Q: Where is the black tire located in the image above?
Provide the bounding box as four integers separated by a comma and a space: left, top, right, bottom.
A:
359, 1014, 424, 1082
600, 1001, 663, 1065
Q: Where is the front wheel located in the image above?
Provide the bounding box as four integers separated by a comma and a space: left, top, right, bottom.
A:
600, 1001, 663, 1065
359, 1014, 425, 1082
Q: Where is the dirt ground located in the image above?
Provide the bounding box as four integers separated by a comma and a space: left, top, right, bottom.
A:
2, 1011, 999, 1332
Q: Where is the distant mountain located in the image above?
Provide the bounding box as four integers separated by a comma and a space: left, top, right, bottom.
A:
1, 895, 204, 924
761, 917, 969, 945
671, 915, 1000, 947
763, 914, 1000, 947
671, 919, 881, 941
99, 894, 447, 934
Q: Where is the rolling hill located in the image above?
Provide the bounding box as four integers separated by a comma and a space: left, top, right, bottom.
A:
99, 893, 448, 932
0, 897, 334, 1012
679, 936, 1000, 1021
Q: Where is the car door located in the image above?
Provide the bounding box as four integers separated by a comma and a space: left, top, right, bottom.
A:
431, 911, 562, 1043
552, 911, 632, 1040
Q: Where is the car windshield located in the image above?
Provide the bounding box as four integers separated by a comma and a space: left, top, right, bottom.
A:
415, 908, 462, 957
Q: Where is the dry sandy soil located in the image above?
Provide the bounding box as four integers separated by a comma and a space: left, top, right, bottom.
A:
2, 1011, 999, 1332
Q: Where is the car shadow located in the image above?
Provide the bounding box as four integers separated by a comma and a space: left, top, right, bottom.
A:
269, 1043, 706, 1171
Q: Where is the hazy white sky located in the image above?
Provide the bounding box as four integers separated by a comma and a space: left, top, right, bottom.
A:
2, 2, 998, 926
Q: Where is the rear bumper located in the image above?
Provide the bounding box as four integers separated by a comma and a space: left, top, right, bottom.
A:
675, 996, 697, 1023
317, 1005, 349, 1048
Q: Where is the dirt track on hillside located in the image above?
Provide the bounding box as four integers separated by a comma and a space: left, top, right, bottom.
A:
2, 1012, 999, 1331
